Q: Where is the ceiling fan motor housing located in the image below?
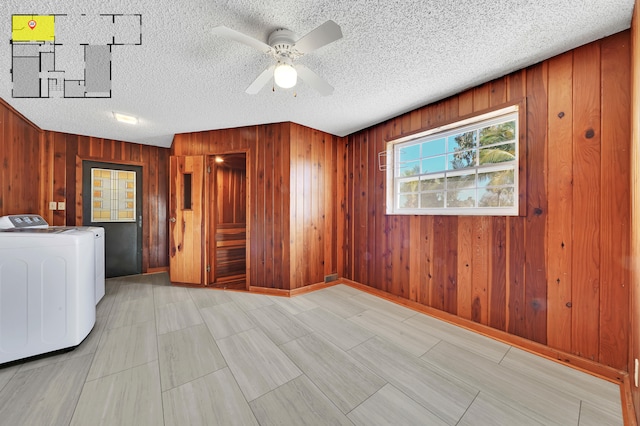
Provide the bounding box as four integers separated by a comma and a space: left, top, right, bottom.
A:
268, 28, 296, 54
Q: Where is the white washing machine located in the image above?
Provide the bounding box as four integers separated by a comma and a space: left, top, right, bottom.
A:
87, 227, 105, 303
0, 215, 106, 305
0, 219, 96, 364
52, 226, 105, 304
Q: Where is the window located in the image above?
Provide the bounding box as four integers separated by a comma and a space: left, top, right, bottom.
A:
183, 173, 192, 210
386, 105, 520, 216
91, 168, 136, 222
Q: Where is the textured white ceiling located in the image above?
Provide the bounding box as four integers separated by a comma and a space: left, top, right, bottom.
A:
2, 0, 634, 148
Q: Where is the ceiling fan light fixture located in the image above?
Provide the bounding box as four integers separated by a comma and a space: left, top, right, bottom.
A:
273, 62, 297, 89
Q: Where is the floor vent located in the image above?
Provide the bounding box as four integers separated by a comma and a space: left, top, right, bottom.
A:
324, 273, 338, 283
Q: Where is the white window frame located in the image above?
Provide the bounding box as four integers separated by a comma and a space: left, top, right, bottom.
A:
386, 105, 520, 216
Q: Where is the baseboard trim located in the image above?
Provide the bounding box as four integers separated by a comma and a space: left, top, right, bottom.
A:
338, 278, 627, 384
248, 281, 338, 297
248, 286, 290, 297
342, 277, 637, 425
622, 375, 638, 426
289, 281, 338, 296
145, 267, 169, 274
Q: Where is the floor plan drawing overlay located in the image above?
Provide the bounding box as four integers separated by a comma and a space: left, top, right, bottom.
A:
11, 14, 142, 98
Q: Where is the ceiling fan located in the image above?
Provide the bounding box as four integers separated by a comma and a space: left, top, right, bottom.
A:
212, 20, 343, 96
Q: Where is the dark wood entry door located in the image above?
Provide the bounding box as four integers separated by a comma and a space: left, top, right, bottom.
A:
82, 161, 143, 278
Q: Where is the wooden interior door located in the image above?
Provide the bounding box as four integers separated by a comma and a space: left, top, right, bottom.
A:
169, 155, 205, 285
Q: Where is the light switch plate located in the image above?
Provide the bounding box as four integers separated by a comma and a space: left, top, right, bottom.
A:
49, 201, 57, 210
57, 202, 66, 210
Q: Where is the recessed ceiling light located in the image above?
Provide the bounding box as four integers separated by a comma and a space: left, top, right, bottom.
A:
215, 156, 224, 163
112, 112, 138, 125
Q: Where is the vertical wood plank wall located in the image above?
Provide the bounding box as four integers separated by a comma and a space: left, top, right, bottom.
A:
344, 31, 631, 370
256, 123, 291, 290
0, 100, 42, 216
289, 123, 342, 290
216, 166, 246, 224
172, 125, 290, 289
630, 0, 640, 421
0, 104, 170, 272
51, 132, 170, 272
172, 123, 343, 290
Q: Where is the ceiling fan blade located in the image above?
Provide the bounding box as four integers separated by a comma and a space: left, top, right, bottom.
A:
246, 65, 275, 94
293, 20, 343, 54
212, 26, 272, 53
296, 64, 334, 96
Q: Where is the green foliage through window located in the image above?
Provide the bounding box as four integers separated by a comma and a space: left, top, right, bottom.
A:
388, 106, 519, 215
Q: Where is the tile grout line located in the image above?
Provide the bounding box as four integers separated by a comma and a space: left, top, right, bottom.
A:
453, 390, 481, 426
69, 279, 122, 425
276, 330, 379, 417
152, 281, 167, 426
190, 289, 261, 425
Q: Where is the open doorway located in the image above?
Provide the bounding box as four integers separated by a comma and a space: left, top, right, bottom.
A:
207, 153, 247, 289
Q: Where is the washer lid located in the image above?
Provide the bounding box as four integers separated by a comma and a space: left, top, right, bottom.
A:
0, 228, 66, 234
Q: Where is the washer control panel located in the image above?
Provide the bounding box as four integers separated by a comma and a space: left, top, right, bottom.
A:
0, 215, 49, 229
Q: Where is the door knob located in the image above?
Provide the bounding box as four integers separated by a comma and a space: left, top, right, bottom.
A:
170, 217, 176, 223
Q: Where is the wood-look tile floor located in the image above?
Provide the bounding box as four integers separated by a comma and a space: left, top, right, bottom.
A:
0, 273, 624, 425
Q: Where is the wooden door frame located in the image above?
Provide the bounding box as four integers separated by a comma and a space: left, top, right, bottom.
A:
205, 150, 250, 289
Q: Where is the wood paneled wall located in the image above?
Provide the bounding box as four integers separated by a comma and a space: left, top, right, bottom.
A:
173, 125, 289, 289
0, 100, 43, 216
0, 100, 170, 273
255, 123, 291, 290
39, 132, 171, 272
630, 0, 640, 421
216, 166, 246, 224
172, 122, 343, 290
344, 31, 631, 370
289, 123, 343, 290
